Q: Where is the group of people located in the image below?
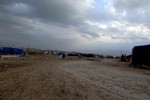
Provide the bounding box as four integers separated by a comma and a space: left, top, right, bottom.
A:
59, 53, 82, 59
120, 54, 128, 62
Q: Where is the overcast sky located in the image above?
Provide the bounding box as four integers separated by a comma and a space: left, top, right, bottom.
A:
0, 0, 150, 52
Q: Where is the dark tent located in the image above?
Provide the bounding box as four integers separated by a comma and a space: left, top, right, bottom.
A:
131, 44, 150, 66
1, 47, 23, 55
13, 48, 23, 55
2, 47, 13, 55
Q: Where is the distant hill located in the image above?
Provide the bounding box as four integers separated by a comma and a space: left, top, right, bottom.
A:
76, 49, 131, 56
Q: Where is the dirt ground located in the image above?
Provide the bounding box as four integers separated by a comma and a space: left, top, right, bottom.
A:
0, 54, 150, 100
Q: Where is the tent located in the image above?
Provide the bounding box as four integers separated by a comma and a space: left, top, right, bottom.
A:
1, 47, 23, 55
131, 44, 150, 66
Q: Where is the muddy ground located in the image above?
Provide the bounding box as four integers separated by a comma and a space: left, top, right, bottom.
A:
0, 55, 150, 100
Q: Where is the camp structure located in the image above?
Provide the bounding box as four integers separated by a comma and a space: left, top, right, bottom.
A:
0, 47, 23, 55
131, 44, 150, 67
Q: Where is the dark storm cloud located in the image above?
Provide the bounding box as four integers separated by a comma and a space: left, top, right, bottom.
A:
77, 23, 100, 37
0, 0, 150, 51
0, 13, 34, 32
0, 0, 88, 25
24, 0, 84, 25
0, 0, 100, 38
0, 12, 36, 44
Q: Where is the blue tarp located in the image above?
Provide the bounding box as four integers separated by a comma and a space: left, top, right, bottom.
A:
13, 48, 23, 55
2, 47, 12, 55
0, 48, 2, 54
1, 47, 23, 55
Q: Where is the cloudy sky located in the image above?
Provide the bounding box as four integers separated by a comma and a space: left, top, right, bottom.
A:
0, 0, 150, 52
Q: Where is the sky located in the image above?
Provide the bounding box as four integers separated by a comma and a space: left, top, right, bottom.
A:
0, 0, 150, 52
